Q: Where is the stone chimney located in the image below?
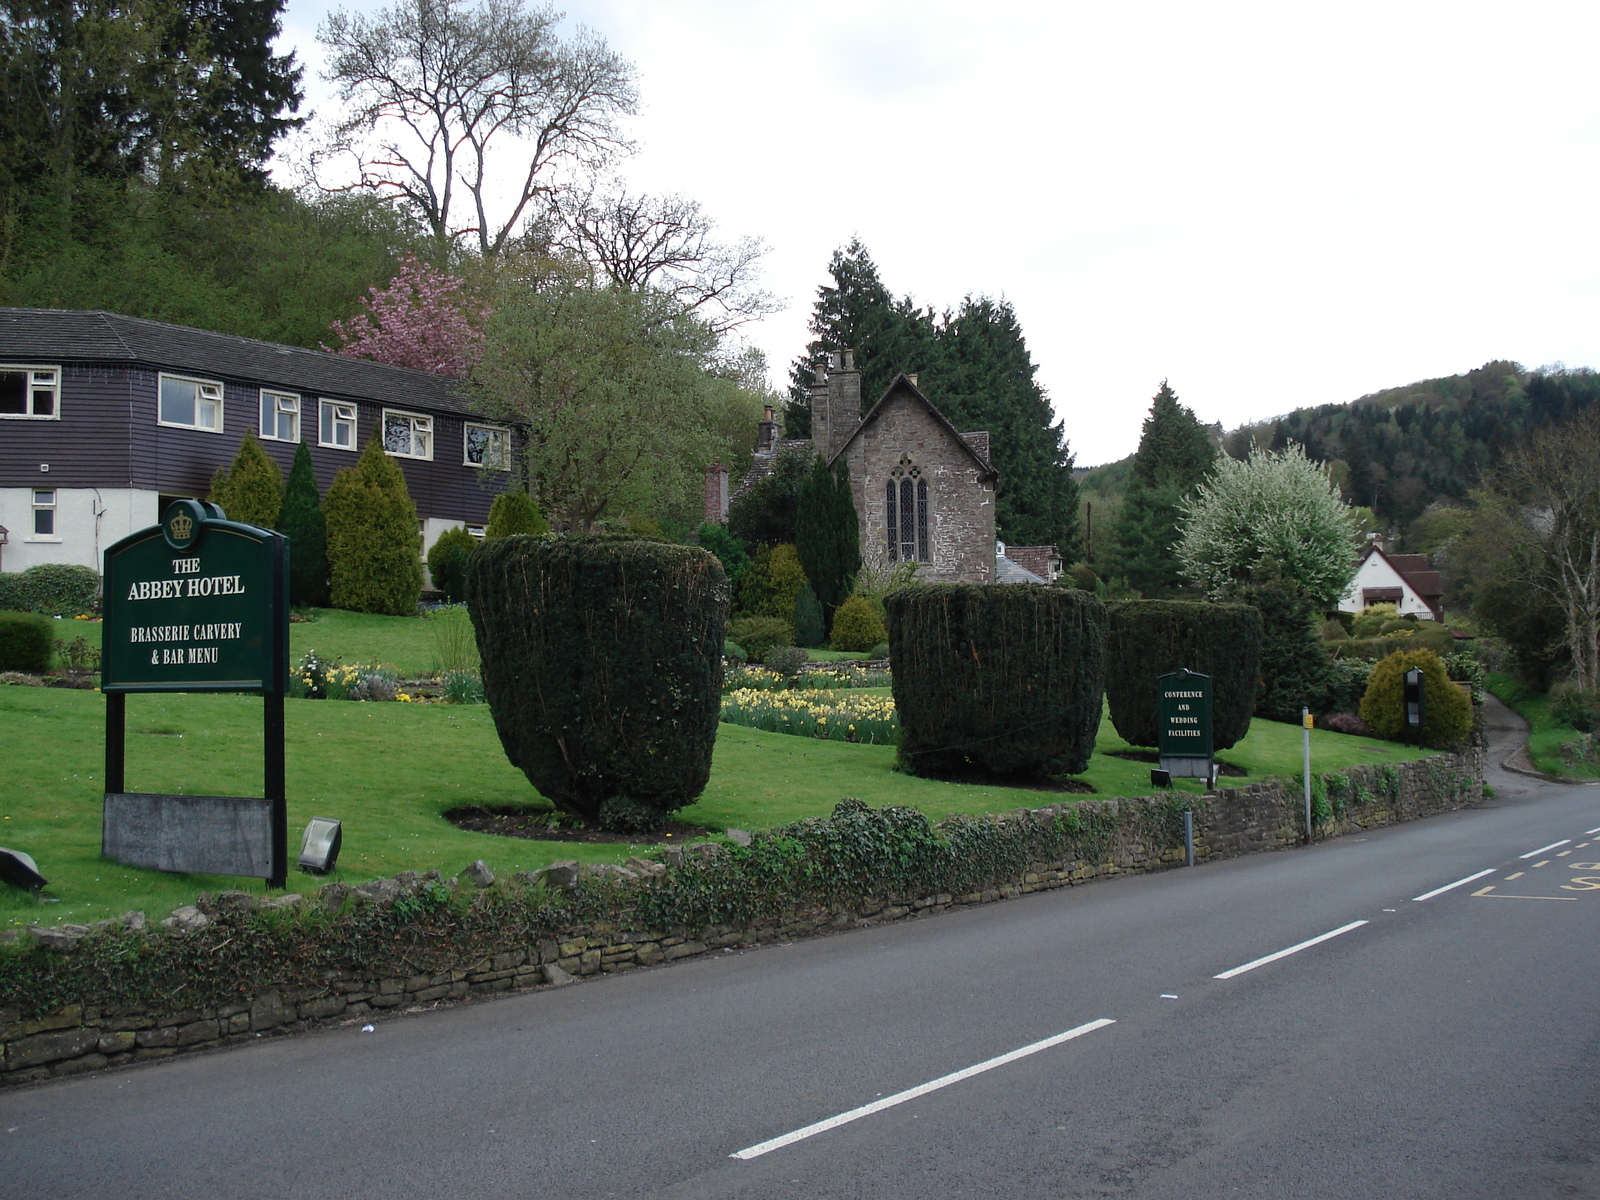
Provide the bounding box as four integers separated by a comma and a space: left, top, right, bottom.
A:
757, 404, 780, 455
823, 349, 861, 460
703, 458, 729, 525
808, 359, 831, 461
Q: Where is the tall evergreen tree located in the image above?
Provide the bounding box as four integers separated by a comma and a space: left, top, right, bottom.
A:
208, 429, 283, 527
278, 439, 328, 607
929, 296, 1078, 552
1103, 382, 1216, 596
785, 239, 937, 436
795, 456, 861, 623
324, 436, 423, 615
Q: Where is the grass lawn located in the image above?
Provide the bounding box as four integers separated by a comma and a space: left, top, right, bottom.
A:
0, 681, 1429, 930
1485, 673, 1597, 778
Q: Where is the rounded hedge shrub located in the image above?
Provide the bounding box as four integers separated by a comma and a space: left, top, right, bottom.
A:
0, 563, 100, 615
467, 534, 728, 830
728, 615, 791, 662
0, 612, 54, 672
484, 490, 549, 539
829, 594, 888, 652
426, 526, 477, 603
1359, 648, 1473, 748
1105, 600, 1262, 751
887, 584, 1106, 778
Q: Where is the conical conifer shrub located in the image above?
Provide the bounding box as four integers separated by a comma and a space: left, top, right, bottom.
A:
278, 441, 329, 607
324, 436, 423, 615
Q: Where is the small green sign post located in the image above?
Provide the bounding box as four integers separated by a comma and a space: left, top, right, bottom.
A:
100, 499, 290, 886
1157, 667, 1214, 784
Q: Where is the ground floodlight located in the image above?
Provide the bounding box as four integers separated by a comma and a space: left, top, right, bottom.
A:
298, 818, 343, 875
1150, 769, 1172, 789
0, 847, 48, 894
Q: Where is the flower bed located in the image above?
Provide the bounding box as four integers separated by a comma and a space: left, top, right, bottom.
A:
719, 687, 898, 744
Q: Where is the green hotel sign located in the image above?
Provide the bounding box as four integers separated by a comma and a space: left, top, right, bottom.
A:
1157, 667, 1214, 782
100, 499, 290, 887
102, 499, 287, 693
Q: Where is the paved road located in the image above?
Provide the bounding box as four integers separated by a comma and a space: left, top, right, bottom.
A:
5, 703, 1599, 1198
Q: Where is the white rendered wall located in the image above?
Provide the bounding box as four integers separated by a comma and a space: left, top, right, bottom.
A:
0, 487, 158, 576
1337, 553, 1435, 619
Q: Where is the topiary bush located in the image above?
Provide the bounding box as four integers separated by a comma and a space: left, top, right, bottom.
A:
1105, 600, 1262, 750
829, 593, 888, 652
0, 612, 54, 672
887, 584, 1106, 778
484, 490, 549, 539
426, 526, 477, 603
0, 563, 101, 615
1359, 648, 1473, 748
467, 534, 728, 831
728, 615, 792, 662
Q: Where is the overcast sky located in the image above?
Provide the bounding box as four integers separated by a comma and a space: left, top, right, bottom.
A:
274, 0, 1600, 466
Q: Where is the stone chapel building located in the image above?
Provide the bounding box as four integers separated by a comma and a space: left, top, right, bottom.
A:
706, 352, 1057, 584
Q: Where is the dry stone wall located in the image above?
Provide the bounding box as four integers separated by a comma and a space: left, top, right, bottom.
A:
0, 747, 1482, 1086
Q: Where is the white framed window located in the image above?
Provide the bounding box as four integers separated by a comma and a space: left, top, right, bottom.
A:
383, 409, 433, 460
0, 365, 60, 419
31, 489, 57, 539
159, 373, 224, 432
464, 422, 510, 470
319, 399, 357, 450
260, 390, 300, 442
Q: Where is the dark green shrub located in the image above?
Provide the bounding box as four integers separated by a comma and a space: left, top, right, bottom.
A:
868, 641, 889, 661
2, 563, 100, 615
1248, 577, 1350, 722
0, 612, 54, 672
887, 584, 1106, 777
696, 522, 749, 588
1105, 600, 1262, 750
484, 490, 549, 539
829, 593, 887, 652
764, 645, 808, 678
723, 639, 748, 662
1549, 684, 1600, 733
467, 534, 728, 830
0, 573, 28, 612
793, 585, 825, 648
324, 436, 424, 616
1359, 648, 1473, 748
426, 527, 477, 603
728, 615, 791, 661
279, 440, 329, 607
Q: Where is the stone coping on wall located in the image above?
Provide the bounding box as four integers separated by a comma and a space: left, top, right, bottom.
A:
0, 746, 1483, 1087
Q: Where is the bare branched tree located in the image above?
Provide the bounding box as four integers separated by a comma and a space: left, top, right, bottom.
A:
544, 181, 780, 333
315, 0, 637, 257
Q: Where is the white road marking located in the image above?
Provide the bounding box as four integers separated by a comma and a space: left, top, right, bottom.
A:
1412, 868, 1497, 901
1160, 994, 1178, 999
1587, 827, 1600, 835
729, 1018, 1116, 1160
1213, 921, 1369, 980
1523, 840, 1572, 858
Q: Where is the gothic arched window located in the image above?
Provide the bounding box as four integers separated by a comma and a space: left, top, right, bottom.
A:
886, 457, 930, 562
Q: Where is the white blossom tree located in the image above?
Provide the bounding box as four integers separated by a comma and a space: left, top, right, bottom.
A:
1176, 443, 1361, 607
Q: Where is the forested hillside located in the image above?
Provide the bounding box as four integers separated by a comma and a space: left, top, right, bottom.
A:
1082, 361, 1600, 556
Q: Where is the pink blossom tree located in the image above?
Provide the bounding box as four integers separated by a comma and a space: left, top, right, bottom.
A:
327, 253, 487, 378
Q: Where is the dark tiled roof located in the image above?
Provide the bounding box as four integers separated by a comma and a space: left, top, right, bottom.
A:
0, 308, 474, 416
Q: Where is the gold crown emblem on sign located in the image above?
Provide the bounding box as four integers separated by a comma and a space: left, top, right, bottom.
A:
169, 513, 194, 539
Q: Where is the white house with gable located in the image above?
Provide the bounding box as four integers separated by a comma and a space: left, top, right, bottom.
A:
1338, 542, 1444, 621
